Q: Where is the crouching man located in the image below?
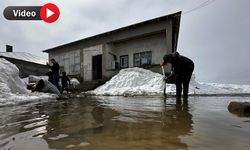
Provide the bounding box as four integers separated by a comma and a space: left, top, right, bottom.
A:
61, 72, 71, 94
32, 79, 61, 97
161, 52, 194, 98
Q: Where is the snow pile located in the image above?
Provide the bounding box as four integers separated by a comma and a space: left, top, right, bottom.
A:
22, 75, 48, 86
22, 75, 80, 89
28, 75, 48, 83
191, 82, 250, 95
89, 67, 250, 96
71, 78, 80, 88
0, 58, 55, 106
90, 67, 165, 96
0, 58, 28, 94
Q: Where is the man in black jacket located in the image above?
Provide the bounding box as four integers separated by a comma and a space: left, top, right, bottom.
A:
161, 52, 194, 98
47, 58, 60, 90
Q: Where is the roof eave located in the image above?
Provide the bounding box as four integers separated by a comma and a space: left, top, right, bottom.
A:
43, 11, 182, 53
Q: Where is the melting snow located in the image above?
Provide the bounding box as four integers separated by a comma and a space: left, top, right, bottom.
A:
0, 58, 55, 106
89, 67, 250, 96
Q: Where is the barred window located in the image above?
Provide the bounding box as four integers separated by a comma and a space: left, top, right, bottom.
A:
134, 51, 152, 67
120, 55, 129, 68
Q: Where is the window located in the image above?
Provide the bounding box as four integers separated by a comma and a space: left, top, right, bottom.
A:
120, 55, 129, 68
133, 51, 152, 67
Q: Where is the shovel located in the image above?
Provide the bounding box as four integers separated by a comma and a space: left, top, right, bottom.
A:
161, 66, 166, 97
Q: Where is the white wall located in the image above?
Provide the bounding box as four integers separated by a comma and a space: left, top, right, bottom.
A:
83, 45, 103, 81
50, 49, 81, 75
114, 32, 167, 68
103, 44, 116, 70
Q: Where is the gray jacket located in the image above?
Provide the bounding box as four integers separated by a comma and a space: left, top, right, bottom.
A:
40, 80, 61, 96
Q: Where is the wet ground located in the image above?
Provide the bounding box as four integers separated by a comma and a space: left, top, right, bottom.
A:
0, 96, 250, 150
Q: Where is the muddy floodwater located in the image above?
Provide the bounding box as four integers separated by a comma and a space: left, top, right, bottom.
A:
0, 96, 250, 150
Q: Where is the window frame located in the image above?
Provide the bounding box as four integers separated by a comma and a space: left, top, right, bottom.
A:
120, 55, 129, 69
133, 51, 152, 67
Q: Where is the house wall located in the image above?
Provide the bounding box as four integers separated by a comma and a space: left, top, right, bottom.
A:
47, 19, 175, 81
102, 43, 119, 79
83, 45, 103, 81
114, 32, 167, 67
49, 49, 81, 76
102, 30, 173, 77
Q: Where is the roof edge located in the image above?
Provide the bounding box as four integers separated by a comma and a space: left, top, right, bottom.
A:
0, 56, 46, 66
43, 11, 182, 53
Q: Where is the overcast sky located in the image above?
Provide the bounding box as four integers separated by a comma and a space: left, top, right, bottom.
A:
0, 0, 250, 84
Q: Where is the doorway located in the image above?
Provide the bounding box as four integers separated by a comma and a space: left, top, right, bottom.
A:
92, 54, 102, 80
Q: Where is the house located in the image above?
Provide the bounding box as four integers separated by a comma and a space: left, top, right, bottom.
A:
43, 11, 181, 82
0, 45, 49, 78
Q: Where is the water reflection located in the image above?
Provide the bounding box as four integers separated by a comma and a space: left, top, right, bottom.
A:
1, 96, 250, 150
77, 96, 194, 150
41, 98, 118, 149
161, 98, 193, 132
0, 97, 194, 150
159, 98, 193, 149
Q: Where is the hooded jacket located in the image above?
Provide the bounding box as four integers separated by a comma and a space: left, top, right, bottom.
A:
163, 52, 194, 78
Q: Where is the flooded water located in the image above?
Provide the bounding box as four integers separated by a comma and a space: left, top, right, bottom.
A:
0, 96, 250, 150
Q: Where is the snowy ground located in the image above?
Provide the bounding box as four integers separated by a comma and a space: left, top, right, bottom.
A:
1, 57, 250, 106
88, 67, 250, 96
0, 58, 56, 106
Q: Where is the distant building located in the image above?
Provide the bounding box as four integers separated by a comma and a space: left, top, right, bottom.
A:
43, 11, 181, 82
0, 45, 49, 78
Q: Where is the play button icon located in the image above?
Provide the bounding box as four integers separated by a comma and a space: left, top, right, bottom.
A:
40, 3, 60, 23
46, 8, 54, 18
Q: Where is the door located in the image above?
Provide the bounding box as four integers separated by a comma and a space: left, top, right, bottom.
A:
92, 54, 102, 80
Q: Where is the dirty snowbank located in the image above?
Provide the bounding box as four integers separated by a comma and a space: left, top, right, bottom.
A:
0, 58, 28, 95
70, 78, 80, 88
0, 58, 55, 106
88, 67, 250, 96
22, 75, 80, 88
